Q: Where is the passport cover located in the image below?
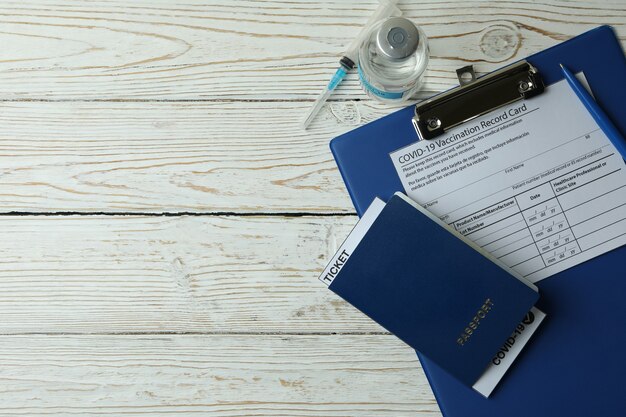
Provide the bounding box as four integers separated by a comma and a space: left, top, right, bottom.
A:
321, 193, 539, 388
329, 26, 626, 416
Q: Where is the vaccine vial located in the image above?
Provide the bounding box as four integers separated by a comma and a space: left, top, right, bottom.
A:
358, 17, 429, 102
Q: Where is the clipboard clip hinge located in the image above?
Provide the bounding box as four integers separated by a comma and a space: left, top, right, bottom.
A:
412, 60, 545, 140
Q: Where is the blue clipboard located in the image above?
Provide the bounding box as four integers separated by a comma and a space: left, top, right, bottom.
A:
330, 26, 626, 417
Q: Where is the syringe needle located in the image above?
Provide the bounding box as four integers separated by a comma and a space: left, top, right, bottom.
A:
301, 0, 401, 130
301, 66, 348, 130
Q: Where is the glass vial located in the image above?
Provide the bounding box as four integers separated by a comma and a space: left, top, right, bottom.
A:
358, 17, 429, 102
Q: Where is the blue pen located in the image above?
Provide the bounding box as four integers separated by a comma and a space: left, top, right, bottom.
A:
560, 63, 626, 160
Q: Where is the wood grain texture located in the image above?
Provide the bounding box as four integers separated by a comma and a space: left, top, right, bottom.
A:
0, 101, 375, 213
0, 334, 438, 417
0, 2, 624, 213
0, 0, 623, 100
1, 2, 623, 415
0, 215, 388, 334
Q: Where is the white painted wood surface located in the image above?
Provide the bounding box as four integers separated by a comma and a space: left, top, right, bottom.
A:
0, 335, 438, 416
0, 0, 624, 101
0, 1, 623, 415
0, 215, 376, 334
0, 1, 624, 213
0, 101, 361, 213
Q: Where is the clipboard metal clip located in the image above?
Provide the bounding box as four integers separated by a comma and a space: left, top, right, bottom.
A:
412, 60, 545, 140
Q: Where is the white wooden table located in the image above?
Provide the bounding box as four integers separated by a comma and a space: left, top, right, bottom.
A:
0, 1, 623, 415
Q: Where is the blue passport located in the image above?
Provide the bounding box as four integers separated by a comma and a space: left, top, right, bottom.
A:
319, 193, 542, 395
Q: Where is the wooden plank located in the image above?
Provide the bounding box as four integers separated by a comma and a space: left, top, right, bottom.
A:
0, 215, 391, 334
0, 334, 439, 416
0, 100, 390, 213
0, 0, 623, 100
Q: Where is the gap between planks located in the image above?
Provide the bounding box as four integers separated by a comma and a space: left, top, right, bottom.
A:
0, 211, 357, 217
0, 331, 390, 336
0, 95, 435, 103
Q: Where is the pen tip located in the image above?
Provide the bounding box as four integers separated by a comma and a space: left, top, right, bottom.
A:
559, 63, 565, 69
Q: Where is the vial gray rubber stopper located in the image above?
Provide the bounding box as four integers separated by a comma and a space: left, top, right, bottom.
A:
376, 17, 420, 60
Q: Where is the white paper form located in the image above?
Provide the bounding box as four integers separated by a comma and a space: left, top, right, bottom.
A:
390, 79, 626, 283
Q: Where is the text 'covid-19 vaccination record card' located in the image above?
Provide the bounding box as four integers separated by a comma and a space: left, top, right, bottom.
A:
390, 78, 626, 283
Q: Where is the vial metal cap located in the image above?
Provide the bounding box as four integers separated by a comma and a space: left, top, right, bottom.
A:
376, 17, 419, 60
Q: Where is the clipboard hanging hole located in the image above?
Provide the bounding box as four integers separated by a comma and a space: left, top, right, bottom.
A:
456, 65, 476, 86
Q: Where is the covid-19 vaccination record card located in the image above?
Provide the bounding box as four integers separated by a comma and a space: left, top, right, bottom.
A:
390, 78, 626, 283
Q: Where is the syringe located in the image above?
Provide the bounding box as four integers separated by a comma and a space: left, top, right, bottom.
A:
301, 0, 401, 130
